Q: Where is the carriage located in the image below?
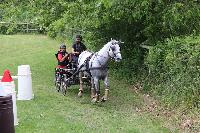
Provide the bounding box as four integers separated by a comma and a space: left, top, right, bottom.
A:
54, 54, 90, 95
54, 39, 123, 102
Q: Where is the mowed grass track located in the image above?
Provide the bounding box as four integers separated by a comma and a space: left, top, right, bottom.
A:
0, 35, 177, 133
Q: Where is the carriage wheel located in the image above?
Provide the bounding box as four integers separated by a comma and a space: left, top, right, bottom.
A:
55, 82, 61, 92
54, 76, 61, 92
54, 70, 62, 92
60, 80, 67, 96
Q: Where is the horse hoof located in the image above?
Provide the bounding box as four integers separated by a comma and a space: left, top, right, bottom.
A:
78, 91, 83, 97
91, 98, 99, 103
101, 97, 107, 102
91, 98, 97, 103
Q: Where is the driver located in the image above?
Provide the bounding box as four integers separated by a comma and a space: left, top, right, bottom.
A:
71, 34, 87, 63
56, 44, 69, 68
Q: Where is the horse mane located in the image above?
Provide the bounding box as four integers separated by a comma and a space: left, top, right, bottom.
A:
98, 40, 114, 54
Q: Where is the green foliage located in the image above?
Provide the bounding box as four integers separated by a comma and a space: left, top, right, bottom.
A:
1, 1, 200, 42
6, 23, 18, 34
145, 35, 200, 107
0, 22, 18, 34
48, 19, 66, 38
162, 2, 200, 37
0, 23, 8, 34
0, 0, 69, 33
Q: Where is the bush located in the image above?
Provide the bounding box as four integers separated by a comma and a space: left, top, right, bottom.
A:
0, 23, 18, 34
48, 19, 65, 38
0, 23, 8, 34
145, 35, 200, 107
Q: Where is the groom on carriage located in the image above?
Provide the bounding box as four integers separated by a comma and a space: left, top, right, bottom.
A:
71, 34, 87, 64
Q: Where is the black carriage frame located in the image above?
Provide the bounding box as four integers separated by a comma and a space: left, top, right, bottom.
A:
54, 60, 91, 95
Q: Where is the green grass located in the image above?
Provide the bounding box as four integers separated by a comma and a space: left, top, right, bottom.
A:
0, 35, 178, 133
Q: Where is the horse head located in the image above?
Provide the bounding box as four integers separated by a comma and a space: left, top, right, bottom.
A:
108, 39, 123, 62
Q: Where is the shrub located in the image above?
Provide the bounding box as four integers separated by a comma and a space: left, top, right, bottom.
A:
0, 23, 8, 34
145, 35, 200, 107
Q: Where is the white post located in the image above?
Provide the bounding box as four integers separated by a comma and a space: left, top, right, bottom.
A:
12, 91, 18, 126
17, 65, 34, 100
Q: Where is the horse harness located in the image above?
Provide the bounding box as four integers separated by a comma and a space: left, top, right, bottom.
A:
68, 53, 95, 79
86, 43, 120, 71
68, 44, 116, 78
109, 42, 121, 60
89, 53, 109, 70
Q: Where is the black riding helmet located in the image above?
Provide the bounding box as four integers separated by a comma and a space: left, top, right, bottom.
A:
60, 44, 66, 49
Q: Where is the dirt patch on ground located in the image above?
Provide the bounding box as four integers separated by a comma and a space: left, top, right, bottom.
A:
129, 83, 200, 133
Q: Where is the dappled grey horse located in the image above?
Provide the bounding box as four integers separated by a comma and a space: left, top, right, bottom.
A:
78, 39, 122, 102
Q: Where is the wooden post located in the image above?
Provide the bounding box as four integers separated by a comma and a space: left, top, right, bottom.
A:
26, 23, 29, 33
72, 28, 74, 38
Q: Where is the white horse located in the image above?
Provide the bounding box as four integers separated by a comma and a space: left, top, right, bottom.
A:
77, 39, 122, 102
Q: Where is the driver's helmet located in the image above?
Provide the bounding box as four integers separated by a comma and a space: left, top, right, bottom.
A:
60, 44, 66, 49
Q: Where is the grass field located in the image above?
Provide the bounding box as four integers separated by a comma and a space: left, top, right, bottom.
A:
0, 35, 178, 133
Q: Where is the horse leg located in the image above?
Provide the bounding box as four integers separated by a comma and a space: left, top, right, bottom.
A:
90, 77, 95, 99
91, 78, 100, 103
78, 71, 83, 97
101, 75, 109, 102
